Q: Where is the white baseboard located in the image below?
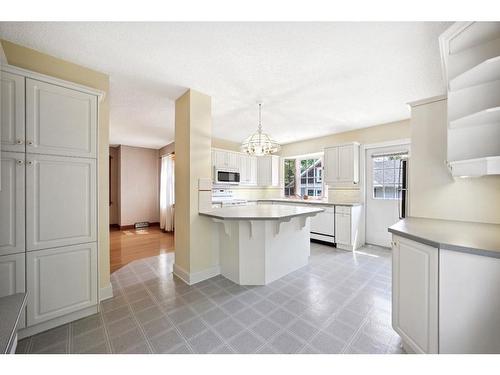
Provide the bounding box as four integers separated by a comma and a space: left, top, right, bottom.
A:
173, 263, 220, 285
99, 283, 114, 302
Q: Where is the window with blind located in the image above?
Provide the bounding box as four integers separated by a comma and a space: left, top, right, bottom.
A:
372, 152, 407, 199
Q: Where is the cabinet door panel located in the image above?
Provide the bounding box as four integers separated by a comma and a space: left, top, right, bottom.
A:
0, 253, 26, 329
338, 145, 354, 182
324, 147, 338, 184
27, 243, 97, 325
392, 236, 438, 353
1, 71, 25, 152
0, 152, 25, 256
0, 252, 25, 297
335, 213, 351, 245
26, 78, 97, 158
26, 154, 96, 251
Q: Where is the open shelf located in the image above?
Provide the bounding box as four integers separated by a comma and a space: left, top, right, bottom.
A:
449, 106, 500, 129
448, 156, 500, 177
449, 56, 500, 91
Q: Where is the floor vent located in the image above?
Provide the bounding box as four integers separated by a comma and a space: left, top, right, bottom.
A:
135, 222, 150, 229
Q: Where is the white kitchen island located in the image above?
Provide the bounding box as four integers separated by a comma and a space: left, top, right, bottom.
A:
200, 205, 323, 285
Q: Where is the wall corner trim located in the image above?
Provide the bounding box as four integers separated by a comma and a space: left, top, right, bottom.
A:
173, 263, 221, 285
99, 283, 114, 302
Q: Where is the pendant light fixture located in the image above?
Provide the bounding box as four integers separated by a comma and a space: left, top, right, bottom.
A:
241, 103, 281, 156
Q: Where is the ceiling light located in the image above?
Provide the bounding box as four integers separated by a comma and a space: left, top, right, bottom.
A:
241, 103, 281, 156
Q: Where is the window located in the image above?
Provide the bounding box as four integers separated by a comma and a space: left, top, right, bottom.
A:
372, 153, 407, 199
284, 155, 323, 198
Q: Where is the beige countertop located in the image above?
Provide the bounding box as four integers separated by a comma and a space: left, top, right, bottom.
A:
389, 217, 500, 258
200, 204, 324, 220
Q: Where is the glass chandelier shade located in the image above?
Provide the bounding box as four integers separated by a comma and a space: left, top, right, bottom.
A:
241, 103, 281, 156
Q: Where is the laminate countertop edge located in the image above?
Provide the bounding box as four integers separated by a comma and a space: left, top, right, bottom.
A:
199, 206, 324, 220
388, 217, 500, 259
0, 293, 27, 354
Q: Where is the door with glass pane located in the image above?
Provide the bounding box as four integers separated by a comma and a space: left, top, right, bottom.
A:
365, 145, 409, 247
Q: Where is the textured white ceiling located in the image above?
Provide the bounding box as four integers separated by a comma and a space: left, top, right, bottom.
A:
0, 22, 450, 149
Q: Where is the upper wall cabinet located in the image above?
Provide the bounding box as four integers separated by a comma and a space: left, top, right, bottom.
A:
26, 79, 97, 158
1, 71, 25, 153
324, 142, 360, 187
440, 22, 500, 176
257, 155, 280, 187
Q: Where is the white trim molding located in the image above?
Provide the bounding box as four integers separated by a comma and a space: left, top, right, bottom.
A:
173, 263, 221, 285
99, 283, 114, 302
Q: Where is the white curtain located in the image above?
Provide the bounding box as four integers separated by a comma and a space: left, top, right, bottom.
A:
160, 155, 175, 232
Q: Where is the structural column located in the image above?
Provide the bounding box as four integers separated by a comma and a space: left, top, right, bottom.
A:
174, 89, 217, 284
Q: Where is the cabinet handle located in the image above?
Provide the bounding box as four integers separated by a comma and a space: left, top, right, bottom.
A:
27, 161, 33, 166
27, 141, 34, 145
16, 139, 24, 145
17, 159, 24, 165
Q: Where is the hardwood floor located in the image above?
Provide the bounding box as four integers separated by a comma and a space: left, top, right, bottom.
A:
110, 226, 175, 273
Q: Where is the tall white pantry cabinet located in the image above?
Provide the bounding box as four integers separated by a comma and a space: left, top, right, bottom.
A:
0, 64, 101, 337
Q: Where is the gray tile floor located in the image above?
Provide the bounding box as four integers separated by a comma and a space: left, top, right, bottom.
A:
16, 243, 404, 354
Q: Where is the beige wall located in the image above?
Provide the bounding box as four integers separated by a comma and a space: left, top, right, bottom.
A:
118, 145, 160, 226
174, 89, 216, 277
1, 39, 111, 289
410, 98, 500, 224
109, 147, 119, 225
280, 119, 411, 157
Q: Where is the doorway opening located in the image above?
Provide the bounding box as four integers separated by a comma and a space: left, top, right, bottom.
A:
109, 146, 175, 273
365, 143, 409, 248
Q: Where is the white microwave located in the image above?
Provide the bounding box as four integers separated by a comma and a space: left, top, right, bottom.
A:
214, 168, 240, 185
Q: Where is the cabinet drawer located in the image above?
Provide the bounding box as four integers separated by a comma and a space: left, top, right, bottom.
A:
26, 243, 98, 326
335, 206, 351, 214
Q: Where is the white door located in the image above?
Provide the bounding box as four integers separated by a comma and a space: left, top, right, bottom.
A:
27, 242, 97, 325
26, 154, 97, 251
26, 78, 97, 158
0, 152, 25, 256
392, 236, 438, 353
1, 71, 25, 153
365, 144, 409, 247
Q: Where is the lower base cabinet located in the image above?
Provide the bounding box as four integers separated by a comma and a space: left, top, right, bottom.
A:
0, 252, 26, 329
26, 243, 97, 326
392, 235, 438, 353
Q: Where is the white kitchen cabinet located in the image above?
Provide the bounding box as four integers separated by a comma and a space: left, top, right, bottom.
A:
212, 149, 239, 170
257, 155, 280, 187
25, 154, 97, 251
324, 142, 360, 187
0, 252, 25, 297
439, 249, 500, 354
0, 252, 26, 329
26, 243, 97, 326
26, 78, 97, 158
238, 154, 257, 186
334, 205, 362, 251
1, 71, 25, 153
0, 152, 25, 256
392, 235, 438, 354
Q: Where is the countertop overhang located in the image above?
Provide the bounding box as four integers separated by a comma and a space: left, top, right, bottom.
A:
200, 204, 324, 220
250, 199, 361, 207
389, 217, 500, 258
0, 293, 27, 354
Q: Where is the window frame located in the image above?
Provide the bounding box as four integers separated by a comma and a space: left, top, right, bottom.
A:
371, 153, 407, 200
283, 153, 324, 199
